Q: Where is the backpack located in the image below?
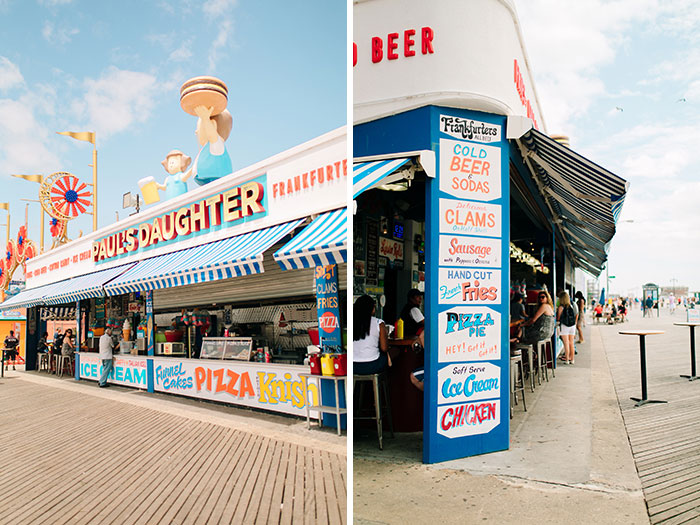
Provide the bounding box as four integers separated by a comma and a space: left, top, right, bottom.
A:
561, 305, 576, 327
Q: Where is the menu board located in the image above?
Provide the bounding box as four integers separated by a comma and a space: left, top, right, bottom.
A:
365, 217, 379, 284
424, 111, 509, 464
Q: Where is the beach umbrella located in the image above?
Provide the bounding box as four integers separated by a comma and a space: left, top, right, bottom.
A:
599, 288, 606, 304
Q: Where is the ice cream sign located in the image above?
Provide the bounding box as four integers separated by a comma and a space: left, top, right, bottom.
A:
438, 306, 500, 363
438, 362, 500, 405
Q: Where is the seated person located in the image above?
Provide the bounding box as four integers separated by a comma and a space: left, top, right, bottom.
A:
353, 295, 390, 375
519, 291, 556, 344
593, 303, 604, 321
400, 289, 424, 340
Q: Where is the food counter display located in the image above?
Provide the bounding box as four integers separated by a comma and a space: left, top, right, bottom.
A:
78, 353, 148, 389
77, 351, 320, 418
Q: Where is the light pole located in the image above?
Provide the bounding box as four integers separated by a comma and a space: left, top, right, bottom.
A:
57, 131, 97, 231
11, 174, 45, 252
670, 277, 678, 296
0, 202, 8, 245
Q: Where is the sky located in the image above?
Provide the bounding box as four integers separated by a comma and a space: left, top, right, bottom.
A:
514, 0, 700, 297
0, 0, 346, 257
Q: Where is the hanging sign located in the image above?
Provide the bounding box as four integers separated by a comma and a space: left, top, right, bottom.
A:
315, 264, 342, 348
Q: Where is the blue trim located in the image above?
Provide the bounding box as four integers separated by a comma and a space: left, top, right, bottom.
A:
147, 358, 154, 393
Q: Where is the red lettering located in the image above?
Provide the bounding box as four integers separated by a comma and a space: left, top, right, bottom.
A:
387, 32, 399, 60
441, 407, 454, 430
404, 29, 415, 57
371, 36, 383, 63
422, 26, 434, 54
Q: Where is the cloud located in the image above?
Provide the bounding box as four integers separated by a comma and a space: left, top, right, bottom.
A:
208, 19, 232, 72
77, 67, 159, 138
42, 21, 79, 45
169, 39, 193, 62
203, 0, 237, 19
0, 57, 24, 91
201, 0, 237, 71
515, 0, 661, 132
0, 96, 60, 173
37, 0, 74, 5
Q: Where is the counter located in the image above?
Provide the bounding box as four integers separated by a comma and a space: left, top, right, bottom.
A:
77, 352, 321, 418
388, 338, 424, 432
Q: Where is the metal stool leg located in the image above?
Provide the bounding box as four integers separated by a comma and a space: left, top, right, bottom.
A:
372, 375, 383, 450
380, 375, 394, 438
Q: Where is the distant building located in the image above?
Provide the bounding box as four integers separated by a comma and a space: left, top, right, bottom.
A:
661, 286, 688, 297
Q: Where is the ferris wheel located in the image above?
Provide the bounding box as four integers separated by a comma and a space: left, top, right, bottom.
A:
39, 172, 92, 220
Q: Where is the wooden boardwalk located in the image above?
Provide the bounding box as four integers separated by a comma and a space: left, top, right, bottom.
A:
600, 309, 700, 524
0, 373, 346, 524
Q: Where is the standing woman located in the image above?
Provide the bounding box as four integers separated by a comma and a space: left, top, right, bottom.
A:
353, 295, 390, 375
557, 292, 579, 365
574, 291, 586, 343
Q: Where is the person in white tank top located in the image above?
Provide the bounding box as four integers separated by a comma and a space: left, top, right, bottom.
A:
353, 295, 390, 375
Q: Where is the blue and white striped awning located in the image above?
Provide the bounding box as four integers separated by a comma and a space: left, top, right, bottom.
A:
0, 280, 70, 309
43, 264, 137, 305
103, 219, 303, 296
518, 129, 629, 276
274, 208, 347, 270
353, 158, 412, 198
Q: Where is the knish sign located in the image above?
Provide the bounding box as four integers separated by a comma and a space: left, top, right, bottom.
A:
438, 362, 500, 404
93, 177, 267, 263
438, 235, 500, 267
438, 306, 500, 363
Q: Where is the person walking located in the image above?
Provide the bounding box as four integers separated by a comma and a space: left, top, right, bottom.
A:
98, 327, 115, 388
557, 291, 578, 365
574, 291, 586, 343
4, 330, 19, 371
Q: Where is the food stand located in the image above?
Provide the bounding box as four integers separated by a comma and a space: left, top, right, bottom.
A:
3, 124, 348, 422
353, 0, 628, 462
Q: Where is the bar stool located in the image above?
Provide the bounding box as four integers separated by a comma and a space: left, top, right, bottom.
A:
38, 353, 49, 372
50, 353, 60, 374
515, 343, 537, 392
57, 354, 74, 377
353, 373, 394, 450
537, 339, 555, 382
510, 349, 527, 418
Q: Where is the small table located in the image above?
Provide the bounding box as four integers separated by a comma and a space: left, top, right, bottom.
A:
299, 373, 346, 436
620, 330, 667, 407
674, 322, 700, 381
